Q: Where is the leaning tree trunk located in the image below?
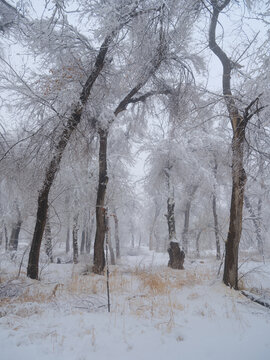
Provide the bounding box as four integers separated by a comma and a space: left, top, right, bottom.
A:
27, 35, 113, 279
209, 0, 262, 289
93, 129, 108, 274
92, 37, 165, 274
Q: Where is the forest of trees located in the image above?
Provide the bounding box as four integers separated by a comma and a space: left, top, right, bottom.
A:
0, 0, 269, 290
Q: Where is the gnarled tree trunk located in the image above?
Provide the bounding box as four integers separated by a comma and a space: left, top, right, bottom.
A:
209, 0, 262, 288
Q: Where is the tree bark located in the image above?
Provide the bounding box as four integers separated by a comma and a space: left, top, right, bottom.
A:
209, 0, 248, 289
26, 35, 113, 279
45, 216, 53, 263
72, 213, 79, 264
93, 129, 108, 274
80, 229, 86, 254
92, 37, 164, 274
168, 241, 185, 269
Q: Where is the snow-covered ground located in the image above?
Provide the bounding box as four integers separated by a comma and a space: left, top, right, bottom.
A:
0, 248, 270, 360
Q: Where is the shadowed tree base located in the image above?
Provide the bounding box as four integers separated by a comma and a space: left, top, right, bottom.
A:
168, 242, 185, 269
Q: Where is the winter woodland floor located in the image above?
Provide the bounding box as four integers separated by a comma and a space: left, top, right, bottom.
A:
0, 247, 270, 360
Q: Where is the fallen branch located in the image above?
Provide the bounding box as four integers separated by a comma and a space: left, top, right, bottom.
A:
241, 290, 270, 309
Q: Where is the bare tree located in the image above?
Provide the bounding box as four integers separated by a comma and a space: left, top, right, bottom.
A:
209, 0, 264, 288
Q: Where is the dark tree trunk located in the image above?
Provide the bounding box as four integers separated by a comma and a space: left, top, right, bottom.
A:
27, 186, 50, 279
244, 195, 264, 256
209, 0, 262, 289
66, 227, 70, 253
80, 229, 86, 254
166, 196, 176, 241
73, 213, 79, 264
223, 131, 246, 289
196, 229, 202, 258
26, 35, 113, 280
168, 241, 185, 269
92, 38, 164, 273
93, 129, 108, 274
9, 219, 22, 251
113, 210, 120, 259
165, 163, 184, 269
45, 216, 53, 263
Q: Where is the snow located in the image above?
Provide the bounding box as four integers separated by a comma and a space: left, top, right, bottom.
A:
1, 249, 270, 360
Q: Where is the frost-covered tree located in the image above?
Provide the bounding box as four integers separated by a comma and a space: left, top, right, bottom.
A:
208, 0, 265, 289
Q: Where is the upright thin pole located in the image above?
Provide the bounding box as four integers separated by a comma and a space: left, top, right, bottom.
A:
104, 208, 111, 312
